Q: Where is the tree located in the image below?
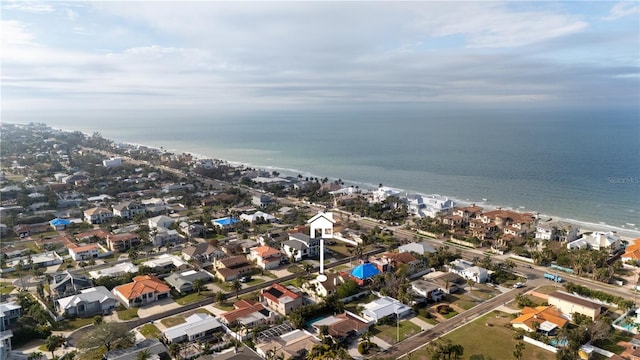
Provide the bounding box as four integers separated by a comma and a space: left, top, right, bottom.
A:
77, 322, 135, 352
45, 335, 65, 358
136, 349, 152, 360
232, 279, 242, 298
168, 343, 180, 360
192, 278, 204, 295
215, 290, 226, 305
513, 341, 525, 360
128, 248, 138, 262
467, 279, 475, 293
28, 352, 44, 360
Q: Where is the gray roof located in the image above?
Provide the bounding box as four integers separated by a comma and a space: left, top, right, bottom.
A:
104, 339, 167, 360
56, 286, 117, 310
163, 313, 222, 342
282, 240, 308, 251
165, 270, 212, 290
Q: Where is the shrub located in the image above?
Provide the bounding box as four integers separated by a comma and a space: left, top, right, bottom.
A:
358, 342, 367, 355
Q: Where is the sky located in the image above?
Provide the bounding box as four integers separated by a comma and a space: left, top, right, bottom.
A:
2, 1, 639, 119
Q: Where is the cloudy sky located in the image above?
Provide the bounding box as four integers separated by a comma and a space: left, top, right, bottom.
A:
2, 1, 639, 118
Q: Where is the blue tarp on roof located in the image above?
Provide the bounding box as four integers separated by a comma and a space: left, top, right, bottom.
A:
50, 218, 71, 227
351, 262, 380, 280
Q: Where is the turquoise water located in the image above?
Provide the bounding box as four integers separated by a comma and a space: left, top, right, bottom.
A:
16, 106, 640, 231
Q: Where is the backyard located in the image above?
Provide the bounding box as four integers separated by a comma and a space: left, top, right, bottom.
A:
399, 311, 555, 360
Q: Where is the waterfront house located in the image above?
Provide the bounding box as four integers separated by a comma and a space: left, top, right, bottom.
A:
55, 286, 119, 318
566, 231, 623, 253
535, 220, 579, 242
622, 238, 640, 265
112, 275, 171, 308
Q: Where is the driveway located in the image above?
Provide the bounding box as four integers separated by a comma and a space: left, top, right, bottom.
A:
137, 299, 182, 318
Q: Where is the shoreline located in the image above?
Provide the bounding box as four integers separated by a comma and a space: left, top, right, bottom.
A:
50, 124, 640, 240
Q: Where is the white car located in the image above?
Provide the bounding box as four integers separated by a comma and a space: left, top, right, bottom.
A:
513, 282, 525, 288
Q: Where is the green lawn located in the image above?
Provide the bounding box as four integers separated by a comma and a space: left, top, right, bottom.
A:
174, 291, 212, 305
161, 315, 186, 328
139, 324, 161, 338
416, 314, 438, 325
117, 308, 139, 320
442, 310, 459, 319
262, 271, 278, 279
592, 330, 632, 354
287, 265, 302, 273
213, 301, 235, 311
0, 283, 15, 295
245, 278, 265, 286
331, 264, 351, 272
372, 320, 421, 345
400, 311, 555, 360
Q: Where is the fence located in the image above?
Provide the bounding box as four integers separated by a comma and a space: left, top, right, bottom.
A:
523, 336, 557, 353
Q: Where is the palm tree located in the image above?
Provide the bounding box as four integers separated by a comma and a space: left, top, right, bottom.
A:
466, 279, 475, 293
168, 343, 180, 360
303, 263, 314, 278
215, 290, 226, 305
136, 349, 152, 360
192, 278, 204, 295
28, 352, 43, 360
45, 335, 65, 358
232, 279, 242, 298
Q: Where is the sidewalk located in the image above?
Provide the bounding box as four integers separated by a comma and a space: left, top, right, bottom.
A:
370, 335, 393, 351
408, 315, 435, 331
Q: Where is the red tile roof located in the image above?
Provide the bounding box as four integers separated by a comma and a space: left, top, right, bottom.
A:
113, 275, 170, 300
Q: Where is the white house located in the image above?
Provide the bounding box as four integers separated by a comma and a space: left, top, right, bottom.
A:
307, 212, 336, 239
162, 313, 223, 344
240, 211, 277, 223
398, 241, 437, 255
535, 220, 579, 242
281, 233, 319, 262
361, 296, 412, 323
112, 201, 147, 220
407, 194, 455, 218
372, 186, 401, 203
68, 243, 100, 261
102, 157, 122, 168
148, 215, 174, 229
448, 259, 489, 283
89, 262, 139, 279
566, 231, 623, 252
152, 227, 182, 247
84, 207, 113, 224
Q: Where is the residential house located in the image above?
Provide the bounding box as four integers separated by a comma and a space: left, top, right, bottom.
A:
162, 313, 223, 344
219, 299, 277, 327
510, 306, 568, 336
74, 229, 111, 242
248, 246, 283, 270
112, 201, 146, 220
424, 272, 464, 294
307, 212, 336, 239
303, 273, 346, 300
447, 259, 489, 283
407, 194, 455, 218
361, 296, 412, 323
622, 238, 640, 265
535, 221, 579, 242
68, 243, 100, 261
6, 251, 63, 270
397, 241, 437, 255
566, 231, 623, 253
14, 222, 50, 238
164, 270, 212, 294
252, 194, 273, 208
148, 215, 174, 229
451, 205, 483, 224
214, 255, 253, 282
104, 339, 167, 360
261, 284, 304, 316
102, 157, 122, 168
142, 254, 188, 273
212, 217, 239, 229
479, 209, 536, 236
84, 207, 113, 224
311, 312, 371, 342
255, 329, 320, 360
372, 187, 400, 203
182, 243, 224, 263
240, 211, 277, 223
55, 286, 119, 318
107, 232, 141, 252
179, 222, 205, 238
349, 262, 381, 286
152, 227, 182, 247
89, 262, 139, 279
0, 302, 21, 360
112, 275, 171, 308
50, 271, 93, 299
49, 218, 72, 231
281, 233, 319, 262
410, 280, 444, 302
547, 291, 605, 320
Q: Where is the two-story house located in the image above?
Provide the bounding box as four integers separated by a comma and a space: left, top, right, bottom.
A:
214, 255, 253, 282
106, 232, 141, 252
55, 286, 119, 318
112, 201, 147, 220
248, 246, 283, 270
68, 243, 100, 261
281, 233, 319, 262
84, 207, 113, 224
261, 284, 304, 316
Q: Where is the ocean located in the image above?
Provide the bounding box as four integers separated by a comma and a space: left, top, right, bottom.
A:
20, 106, 640, 234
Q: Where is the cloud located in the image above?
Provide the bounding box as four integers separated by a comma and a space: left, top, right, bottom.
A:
3, 1, 53, 13
66, 8, 78, 21
603, 1, 639, 21
1, 20, 36, 46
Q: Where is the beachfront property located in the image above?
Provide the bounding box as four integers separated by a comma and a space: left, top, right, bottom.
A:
535, 220, 580, 242
55, 286, 119, 318
622, 238, 640, 265
406, 194, 455, 218
112, 275, 171, 308
371, 186, 401, 203
162, 313, 224, 344
547, 290, 605, 320
102, 157, 122, 167
478, 209, 537, 236
443, 205, 484, 227
84, 206, 114, 224
281, 233, 319, 262
566, 231, 623, 253
262, 284, 304, 316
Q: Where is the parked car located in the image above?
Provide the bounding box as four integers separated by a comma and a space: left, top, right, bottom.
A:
239, 276, 252, 283
513, 282, 525, 288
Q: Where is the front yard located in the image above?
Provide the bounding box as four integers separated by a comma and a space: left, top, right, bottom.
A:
173, 290, 213, 305
371, 320, 421, 345
117, 307, 139, 320
139, 323, 162, 339
0, 283, 15, 295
